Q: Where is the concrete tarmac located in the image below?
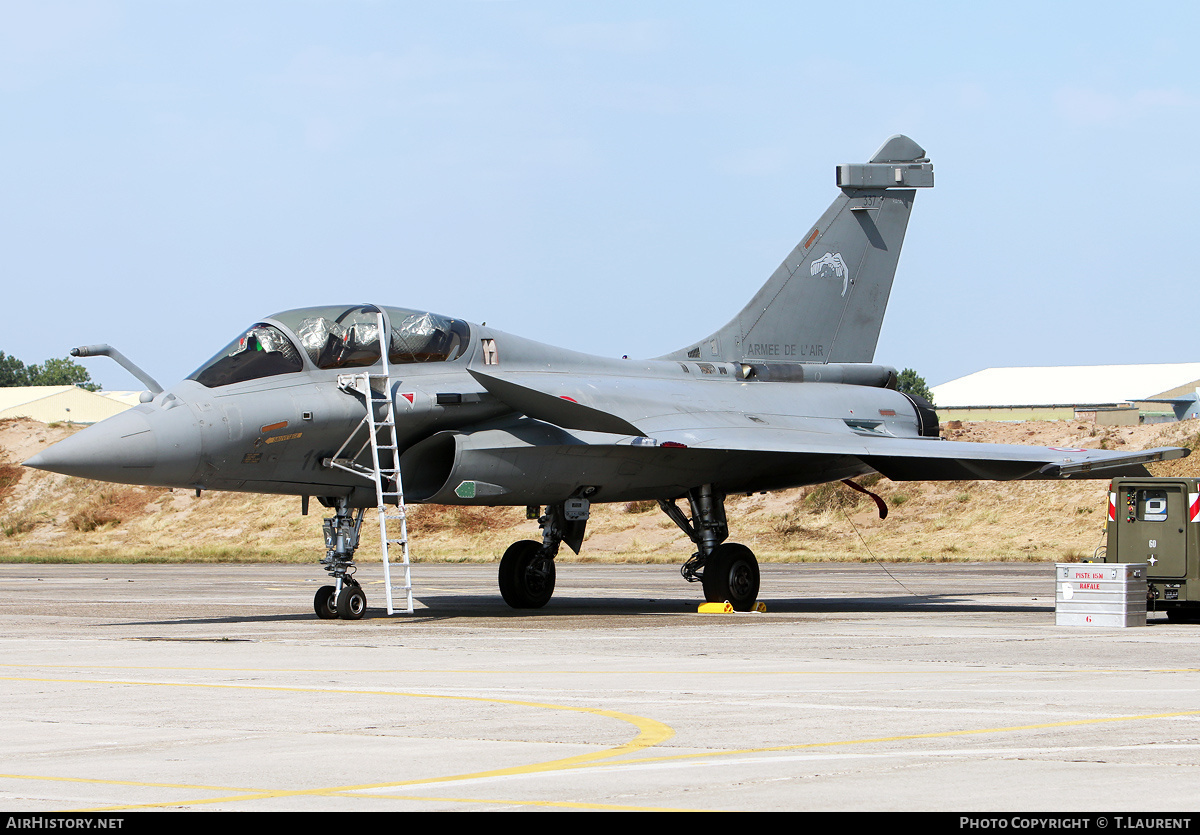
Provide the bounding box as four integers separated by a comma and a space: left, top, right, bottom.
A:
2, 561, 1199, 812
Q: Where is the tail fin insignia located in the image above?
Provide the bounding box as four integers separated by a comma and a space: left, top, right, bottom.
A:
810, 251, 850, 297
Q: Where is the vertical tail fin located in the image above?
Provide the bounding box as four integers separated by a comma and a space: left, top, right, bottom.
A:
662, 135, 933, 365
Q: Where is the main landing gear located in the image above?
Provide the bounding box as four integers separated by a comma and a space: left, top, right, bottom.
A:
660, 484, 760, 611
314, 498, 369, 620
498, 499, 588, 609
700, 542, 761, 611
499, 540, 556, 608
495, 486, 760, 612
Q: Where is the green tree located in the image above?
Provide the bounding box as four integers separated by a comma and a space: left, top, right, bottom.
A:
0, 353, 101, 391
897, 367, 933, 404
0, 352, 30, 387
29, 357, 101, 391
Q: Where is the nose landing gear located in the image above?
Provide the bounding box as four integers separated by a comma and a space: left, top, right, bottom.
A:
314, 498, 369, 620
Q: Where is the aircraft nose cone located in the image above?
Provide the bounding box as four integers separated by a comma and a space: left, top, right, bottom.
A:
24, 409, 158, 480
24, 399, 204, 487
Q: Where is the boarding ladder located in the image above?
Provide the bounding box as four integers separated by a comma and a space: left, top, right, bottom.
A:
326, 311, 414, 615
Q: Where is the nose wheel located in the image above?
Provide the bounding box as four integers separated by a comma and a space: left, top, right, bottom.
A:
336, 582, 367, 619
314, 579, 367, 620
314, 585, 338, 619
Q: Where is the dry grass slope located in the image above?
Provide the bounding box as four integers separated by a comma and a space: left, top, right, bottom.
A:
1, 415, 1197, 564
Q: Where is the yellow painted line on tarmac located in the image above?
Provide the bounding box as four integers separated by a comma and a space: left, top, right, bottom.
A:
0, 773, 690, 812
49, 704, 1200, 812
0, 777, 696, 811
0, 772, 258, 794
0, 674, 675, 758
592, 707, 1200, 770
0, 673, 674, 812
7, 670, 1200, 810
0, 773, 694, 812
327, 793, 696, 811
79, 719, 675, 812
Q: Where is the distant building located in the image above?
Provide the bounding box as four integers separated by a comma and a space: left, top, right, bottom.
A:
930, 363, 1200, 425
0, 386, 140, 425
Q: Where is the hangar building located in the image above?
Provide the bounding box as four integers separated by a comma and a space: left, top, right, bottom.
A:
0, 386, 140, 425
929, 363, 1200, 425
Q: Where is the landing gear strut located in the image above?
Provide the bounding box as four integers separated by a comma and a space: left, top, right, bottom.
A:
498, 498, 589, 609
313, 498, 368, 620
660, 485, 760, 611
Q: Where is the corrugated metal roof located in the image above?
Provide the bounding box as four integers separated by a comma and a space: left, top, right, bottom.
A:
0, 387, 140, 424
0, 386, 75, 410
930, 363, 1200, 408
99, 391, 143, 407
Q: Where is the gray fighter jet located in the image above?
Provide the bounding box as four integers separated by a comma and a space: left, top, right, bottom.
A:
24, 135, 1189, 617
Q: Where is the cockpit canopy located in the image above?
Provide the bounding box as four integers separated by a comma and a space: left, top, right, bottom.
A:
189, 305, 471, 388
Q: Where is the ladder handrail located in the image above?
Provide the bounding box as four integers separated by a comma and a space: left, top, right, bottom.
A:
326, 310, 414, 615
370, 309, 413, 614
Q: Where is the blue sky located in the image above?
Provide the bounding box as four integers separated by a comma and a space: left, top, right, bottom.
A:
3, 1, 1197, 392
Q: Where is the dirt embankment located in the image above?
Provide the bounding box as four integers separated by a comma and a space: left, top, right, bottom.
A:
1, 416, 1197, 564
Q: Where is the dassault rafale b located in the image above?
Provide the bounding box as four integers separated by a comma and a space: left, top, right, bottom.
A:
25, 135, 1189, 618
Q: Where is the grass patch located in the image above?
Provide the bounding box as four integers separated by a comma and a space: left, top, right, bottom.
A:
1, 515, 36, 537
406, 504, 525, 537
68, 486, 167, 532
0, 461, 22, 503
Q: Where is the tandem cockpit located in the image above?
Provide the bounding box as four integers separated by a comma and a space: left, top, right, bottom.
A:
187, 304, 472, 388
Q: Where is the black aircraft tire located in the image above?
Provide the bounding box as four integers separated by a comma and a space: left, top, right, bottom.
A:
314, 585, 339, 619
336, 584, 367, 620
702, 543, 760, 612
498, 540, 556, 609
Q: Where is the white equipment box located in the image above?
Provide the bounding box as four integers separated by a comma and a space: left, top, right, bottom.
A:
1055, 563, 1146, 627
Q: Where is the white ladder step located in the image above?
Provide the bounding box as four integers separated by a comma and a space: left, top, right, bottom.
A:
353, 322, 415, 616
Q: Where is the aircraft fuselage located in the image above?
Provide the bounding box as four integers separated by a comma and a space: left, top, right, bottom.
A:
30, 312, 925, 509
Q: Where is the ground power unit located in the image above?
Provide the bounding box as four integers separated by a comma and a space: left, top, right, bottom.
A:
1102, 477, 1200, 621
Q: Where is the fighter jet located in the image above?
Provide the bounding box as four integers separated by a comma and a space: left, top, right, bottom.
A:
24, 135, 1188, 618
